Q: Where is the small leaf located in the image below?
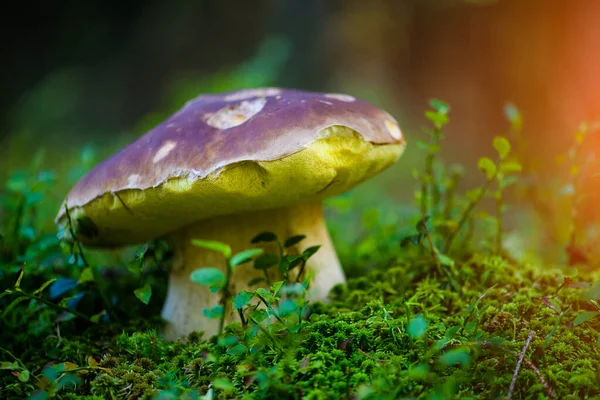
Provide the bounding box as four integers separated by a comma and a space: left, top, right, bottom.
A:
278, 299, 298, 317
191, 239, 232, 258
248, 277, 265, 286
134, 284, 152, 305
255, 287, 273, 303
203, 305, 224, 319
493, 136, 511, 159
15, 265, 25, 289
227, 344, 248, 356
465, 188, 482, 202
478, 157, 497, 180
3, 296, 28, 316
302, 245, 321, 260
33, 278, 57, 296
416, 216, 430, 234
250, 232, 278, 244
500, 160, 522, 174
499, 176, 519, 190
212, 377, 235, 390
17, 370, 30, 382
233, 290, 254, 309
284, 235, 306, 248
573, 310, 599, 326
190, 268, 226, 289
284, 255, 303, 271
0, 361, 19, 370
62, 362, 78, 371
250, 308, 268, 323
407, 315, 428, 339
254, 253, 279, 270
425, 111, 449, 128
429, 99, 450, 114
504, 102, 522, 131
87, 357, 99, 368
270, 281, 284, 296
439, 347, 471, 367
78, 268, 94, 284
436, 252, 455, 267
231, 248, 264, 267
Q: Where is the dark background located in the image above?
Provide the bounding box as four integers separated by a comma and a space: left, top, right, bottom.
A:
2, 0, 600, 242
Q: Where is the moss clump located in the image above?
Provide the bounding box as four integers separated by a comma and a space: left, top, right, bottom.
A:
2, 101, 600, 399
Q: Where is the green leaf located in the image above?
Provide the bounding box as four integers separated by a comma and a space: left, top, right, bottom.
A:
278, 299, 298, 317
231, 248, 264, 267
500, 160, 522, 174
233, 290, 254, 309
134, 284, 152, 305
78, 268, 94, 284
465, 188, 482, 202
270, 281, 284, 296
425, 111, 449, 129
436, 252, 455, 267
439, 347, 471, 367
254, 253, 279, 270
248, 277, 265, 286
33, 279, 57, 295
203, 305, 224, 319
478, 157, 497, 180
0, 361, 19, 370
15, 265, 25, 289
573, 310, 599, 326
255, 287, 273, 303
493, 136, 511, 159
227, 344, 248, 356
212, 377, 234, 391
499, 175, 519, 190
504, 102, 522, 131
191, 239, 232, 258
3, 296, 28, 316
250, 308, 268, 323
302, 245, 321, 260
250, 231, 278, 244
18, 370, 30, 382
284, 235, 306, 248
407, 315, 428, 339
190, 268, 226, 290
416, 216, 430, 234
429, 99, 450, 114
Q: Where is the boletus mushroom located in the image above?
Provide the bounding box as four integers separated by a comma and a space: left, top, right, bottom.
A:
55, 88, 407, 339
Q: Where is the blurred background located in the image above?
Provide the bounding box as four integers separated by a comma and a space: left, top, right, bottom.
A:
2, 0, 600, 264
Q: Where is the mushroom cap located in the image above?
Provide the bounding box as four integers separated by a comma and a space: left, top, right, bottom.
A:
56, 87, 407, 246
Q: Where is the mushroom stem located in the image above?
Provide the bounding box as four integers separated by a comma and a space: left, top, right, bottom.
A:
161, 202, 345, 340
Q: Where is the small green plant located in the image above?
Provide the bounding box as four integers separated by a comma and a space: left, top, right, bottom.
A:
189, 239, 265, 336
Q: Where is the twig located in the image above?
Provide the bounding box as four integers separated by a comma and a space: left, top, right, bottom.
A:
508, 330, 534, 399
520, 356, 556, 398
357, 348, 391, 363
480, 340, 555, 399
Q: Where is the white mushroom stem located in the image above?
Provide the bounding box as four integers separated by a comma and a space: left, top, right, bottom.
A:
161, 202, 345, 340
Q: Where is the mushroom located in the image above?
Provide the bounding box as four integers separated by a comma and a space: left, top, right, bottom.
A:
55, 88, 407, 339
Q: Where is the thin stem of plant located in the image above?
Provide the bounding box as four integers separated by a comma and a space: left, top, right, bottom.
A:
507, 330, 534, 399
421, 128, 440, 218
422, 225, 441, 275
218, 259, 235, 336
495, 189, 504, 255
443, 161, 499, 253
4, 289, 94, 322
